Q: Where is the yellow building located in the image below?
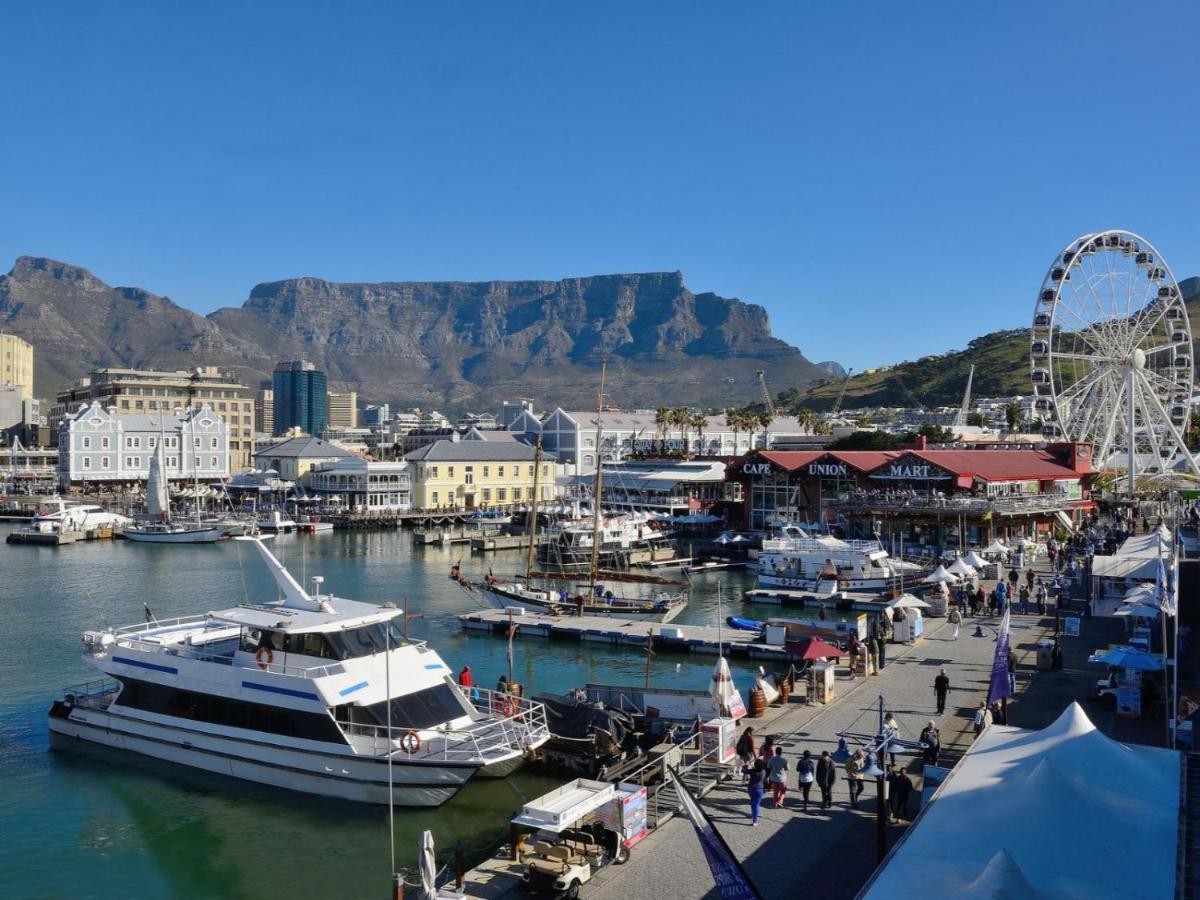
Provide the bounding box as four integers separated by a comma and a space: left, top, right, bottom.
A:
327, 390, 358, 429
405, 439, 553, 510
0, 333, 34, 398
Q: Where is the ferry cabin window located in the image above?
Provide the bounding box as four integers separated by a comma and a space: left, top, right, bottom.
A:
242, 621, 407, 661
114, 676, 345, 744
338, 681, 473, 731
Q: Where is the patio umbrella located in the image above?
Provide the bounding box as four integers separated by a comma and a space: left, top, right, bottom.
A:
713, 533, 733, 545
890, 593, 932, 609
710, 656, 739, 715
1114, 603, 1161, 619
419, 830, 437, 900
922, 564, 958, 584
962, 550, 987, 568
946, 558, 976, 578
785, 636, 843, 661
1088, 647, 1164, 670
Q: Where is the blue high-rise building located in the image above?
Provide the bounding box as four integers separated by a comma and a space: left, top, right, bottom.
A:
272, 360, 327, 436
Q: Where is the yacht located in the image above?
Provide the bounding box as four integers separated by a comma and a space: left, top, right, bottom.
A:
481, 576, 688, 622
538, 511, 671, 569
465, 509, 512, 527
32, 498, 131, 532
123, 445, 225, 543
48, 537, 550, 806
756, 529, 920, 593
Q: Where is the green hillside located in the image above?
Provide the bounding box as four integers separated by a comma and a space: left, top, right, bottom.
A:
785, 280, 1200, 412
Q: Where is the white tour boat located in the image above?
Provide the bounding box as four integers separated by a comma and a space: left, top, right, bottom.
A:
32, 498, 131, 532
756, 529, 920, 593
49, 537, 550, 805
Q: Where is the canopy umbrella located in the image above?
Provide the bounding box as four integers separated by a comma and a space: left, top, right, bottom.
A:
709, 656, 745, 717
983, 540, 1009, 555
922, 564, 958, 584
1088, 647, 1165, 670
962, 550, 987, 568
419, 830, 437, 900
1114, 603, 1161, 619
946, 558, 976, 578
889, 593, 932, 609
785, 636, 843, 661
712, 533, 734, 545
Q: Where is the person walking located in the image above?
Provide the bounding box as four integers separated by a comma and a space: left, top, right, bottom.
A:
893, 768, 914, 821
767, 745, 789, 808
934, 668, 950, 714
1026, 567, 1036, 591
974, 700, 993, 737
797, 750, 816, 813
920, 720, 940, 766
746, 758, 766, 825
845, 748, 865, 808
1036, 581, 1047, 616
885, 764, 900, 821
759, 735, 776, 763
816, 750, 837, 809
736, 726, 756, 782
1019, 584, 1030, 615
948, 605, 962, 640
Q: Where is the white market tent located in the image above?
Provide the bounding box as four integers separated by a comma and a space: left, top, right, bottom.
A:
962, 550, 987, 568
1091, 529, 1174, 583
859, 703, 1180, 899
922, 564, 958, 584
946, 558, 976, 578
888, 593, 931, 610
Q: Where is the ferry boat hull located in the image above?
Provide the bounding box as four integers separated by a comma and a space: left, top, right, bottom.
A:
48, 701, 475, 806
756, 572, 899, 593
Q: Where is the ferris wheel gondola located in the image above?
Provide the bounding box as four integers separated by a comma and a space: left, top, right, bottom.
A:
1031, 229, 1199, 486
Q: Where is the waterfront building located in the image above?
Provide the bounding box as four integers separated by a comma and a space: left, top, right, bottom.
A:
309, 458, 411, 511
567, 458, 737, 517
0, 333, 34, 399
57, 402, 229, 488
729, 439, 1094, 550
272, 360, 327, 436
49, 367, 255, 473
405, 439, 554, 511
513, 407, 813, 475
252, 435, 357, 484
327, 390, 358, 428
0, 441, 58, 489
363, 404, 390, 426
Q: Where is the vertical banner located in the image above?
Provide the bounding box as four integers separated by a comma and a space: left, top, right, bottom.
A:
667, 769, 761, 900
987, 606, 1012, 707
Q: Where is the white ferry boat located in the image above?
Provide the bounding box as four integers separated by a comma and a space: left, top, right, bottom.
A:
49, 537, 550, 806
756, 530, 918, 593
539, 511, 671, 568
32, 498, 131, 532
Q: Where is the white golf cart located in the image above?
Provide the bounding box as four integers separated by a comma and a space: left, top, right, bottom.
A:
513, 778, 648, 899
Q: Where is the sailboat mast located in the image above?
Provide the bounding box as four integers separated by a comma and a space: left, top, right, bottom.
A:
587, 361, 607, 600
524, 436, 543, 580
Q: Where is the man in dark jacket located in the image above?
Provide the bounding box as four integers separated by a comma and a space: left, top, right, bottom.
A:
815, 750, 837, 809
919, 721, 940, 765
933, 668, 950, 714
893, 767, 914, 821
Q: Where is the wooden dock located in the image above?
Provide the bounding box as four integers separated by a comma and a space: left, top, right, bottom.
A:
469, 533, 531, 552
412, 527, 484, 546
6, 529, 85, 545
458, 608, 791, 661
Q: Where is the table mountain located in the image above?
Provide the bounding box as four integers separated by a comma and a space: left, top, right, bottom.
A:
0, 258, 830, 411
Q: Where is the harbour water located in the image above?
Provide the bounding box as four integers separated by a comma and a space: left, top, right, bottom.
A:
0, 527, 759, 899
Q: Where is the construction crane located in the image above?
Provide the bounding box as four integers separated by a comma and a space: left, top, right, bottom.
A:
756, 370, 777, 418
952, 364, 975, 428
831, 368, 854, 416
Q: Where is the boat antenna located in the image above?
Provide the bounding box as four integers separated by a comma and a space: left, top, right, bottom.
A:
386, 621, 396, 878
524, 436, 542, 580
587, 360, 607, 601
717, 580, 723, 660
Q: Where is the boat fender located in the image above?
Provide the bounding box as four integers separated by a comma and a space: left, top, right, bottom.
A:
255, 646, 273, 669
401, 731, 421, 754
501, 698, 519, 718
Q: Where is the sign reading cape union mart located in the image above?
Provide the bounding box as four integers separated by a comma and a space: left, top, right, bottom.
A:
875, 461, 951, 480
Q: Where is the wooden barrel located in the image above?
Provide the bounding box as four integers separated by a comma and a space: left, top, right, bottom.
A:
775, 678, 790, 704
748, 686, 767, 718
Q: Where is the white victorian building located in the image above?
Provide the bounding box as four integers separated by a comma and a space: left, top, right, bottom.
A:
58, 402, 230, 488
309, 458, 411, 512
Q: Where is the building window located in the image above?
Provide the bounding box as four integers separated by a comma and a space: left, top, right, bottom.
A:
101, 437, 111, 449
101, 456, 110, 469
541, 465, 548, 476
498, 488, 507, 501
430, 466, 438, 478
194, 438, 201, 449
482, 488, 491, 502
465, 472, 474, 485
210, 456, 218, 468
528, 465, 534, 476
432, 491, 439, 506
82, 457, 91, 469
195, 456, 201, 467
127, 456, 139, 467
448, 466, 455, 478
483, 466, 489, 478
211, 437, 218, 449
526, 486, 534, 500
149, 437, 157, 449
498, 465, 505, 477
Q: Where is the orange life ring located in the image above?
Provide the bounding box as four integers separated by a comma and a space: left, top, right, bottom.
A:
501, 697, 519, 718
255, 646, 274, 669
400, 731, 421, 754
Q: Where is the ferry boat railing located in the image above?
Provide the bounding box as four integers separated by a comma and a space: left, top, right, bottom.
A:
761, 536, 886, 554
338, 689, 550, 763
62, 677, 120, 709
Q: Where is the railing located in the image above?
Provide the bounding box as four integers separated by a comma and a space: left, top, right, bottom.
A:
762, 536, 885, 554
337, 688, 550, 764
619, 740, 729, 829
62, 678, 120, 708
834, 491, 1085, 515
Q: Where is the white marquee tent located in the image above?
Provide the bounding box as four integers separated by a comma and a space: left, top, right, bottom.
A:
859, 702, 1180, 899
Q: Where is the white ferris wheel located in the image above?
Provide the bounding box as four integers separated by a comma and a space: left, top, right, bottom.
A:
1031, 229, 1199, 483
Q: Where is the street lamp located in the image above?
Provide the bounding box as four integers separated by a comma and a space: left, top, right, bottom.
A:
835, 695, 927, 862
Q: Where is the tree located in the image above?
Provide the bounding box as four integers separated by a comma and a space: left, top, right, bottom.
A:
655, 406, 671, 440
692, 412, 709, 455
671, 407, 691, 454
965, 411, 986, 427
1005, 402, 1024, 432
827, 430, 900, 451
906, 423, 959, 444
756, 410, 774, 450
795, 407, 816, 434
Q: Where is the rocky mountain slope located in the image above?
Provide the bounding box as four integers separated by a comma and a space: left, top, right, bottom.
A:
0, 258, 829, 411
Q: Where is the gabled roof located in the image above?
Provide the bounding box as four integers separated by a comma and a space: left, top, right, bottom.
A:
758, 450, 900, 473
405, 439, 551, 462
908, 449, 1082, 483
254, 437, 357, 460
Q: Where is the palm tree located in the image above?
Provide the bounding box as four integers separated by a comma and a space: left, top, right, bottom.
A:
655, 406, 671, 441
725, 410, 741, 455
692, 412, 709, 456
756, 410, 774, 449
671, 407, 691, 455
795, 407, 816, 435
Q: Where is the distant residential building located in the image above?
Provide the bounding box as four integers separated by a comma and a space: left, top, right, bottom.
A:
500, 399, 537, 428
253, 435, 356, 483
363, 404, 390, 426
456, 411, 497, 430
50, 367, 254, 472
309, 458, 411, 511
255, 382, 274, 435
405, 439, 554, 510
272, 360, 327, 436
57, 402, 229, 488
0, 333, 34, 399
327, 390, 358, 429
417, 409, 450, 430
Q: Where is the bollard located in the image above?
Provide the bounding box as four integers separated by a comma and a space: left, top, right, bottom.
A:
455, 840, 466, 889
393, 873, 404, 900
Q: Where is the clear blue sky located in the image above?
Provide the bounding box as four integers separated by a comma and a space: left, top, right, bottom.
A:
2, 2, 1197, 372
